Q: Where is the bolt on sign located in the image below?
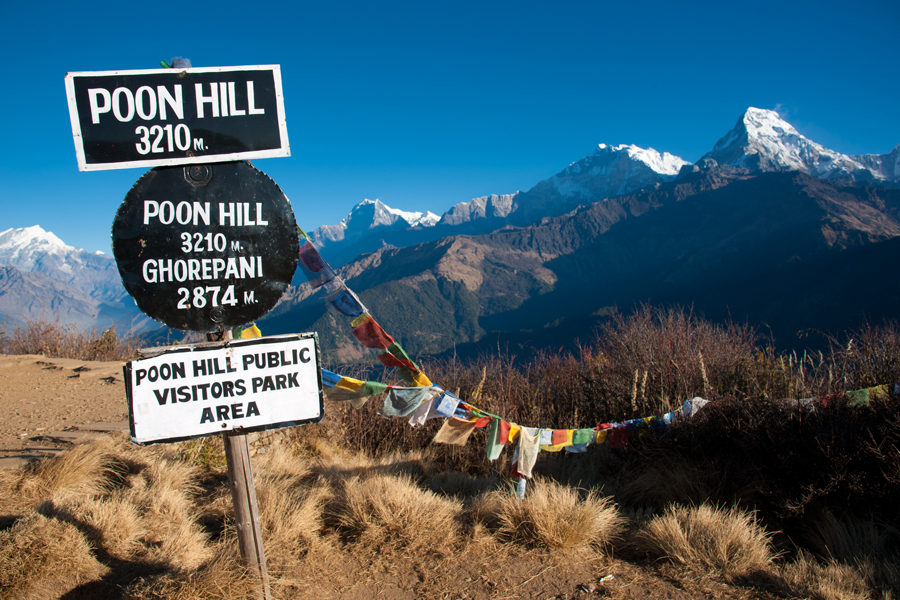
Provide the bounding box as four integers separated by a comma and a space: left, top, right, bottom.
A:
112, 161, 299, 332
125, 334, 323, 444
64, 65, 289, 171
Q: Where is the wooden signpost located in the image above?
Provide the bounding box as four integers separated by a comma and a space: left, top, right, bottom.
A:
67, 63, 311, 600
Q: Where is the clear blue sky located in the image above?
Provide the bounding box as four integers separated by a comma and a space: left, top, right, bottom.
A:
2, 0, 898, 254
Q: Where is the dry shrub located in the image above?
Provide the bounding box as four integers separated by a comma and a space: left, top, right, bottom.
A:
638, 504, 774, 575
803, 512, 900, 595
778, 550, 871, 600
330, 472, 462, 552
490, 479, 624, 551
0, 513, 106, 599
594, 305, 764, 413
631, 397, 900, 524
0, 317, 138, 361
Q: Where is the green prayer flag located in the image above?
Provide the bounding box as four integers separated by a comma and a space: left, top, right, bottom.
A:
572, 428, 595, 445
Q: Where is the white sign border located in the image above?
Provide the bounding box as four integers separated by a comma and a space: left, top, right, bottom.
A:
124, 333, 323, 446
65, 65, 290, 172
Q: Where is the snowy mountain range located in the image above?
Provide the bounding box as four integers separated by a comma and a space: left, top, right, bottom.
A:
3, 106, 898, 340
308, 107, 899, 267
0, 226, 150, 332
0, 226, 123, 302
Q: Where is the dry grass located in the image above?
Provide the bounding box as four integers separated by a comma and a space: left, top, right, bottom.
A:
637, 504, 774, 576
803, 512, 900, 596
485, 478, 624, 551
124, 545, 260, 600
0, 513, 107, 599
254, 444, 330, 559
778, 550, 871, 600
329, 472, 462, 553
1, 430, 894, 598
9, 437, 130, 506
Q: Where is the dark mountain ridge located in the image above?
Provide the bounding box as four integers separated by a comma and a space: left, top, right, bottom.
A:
261, 167, 900, 362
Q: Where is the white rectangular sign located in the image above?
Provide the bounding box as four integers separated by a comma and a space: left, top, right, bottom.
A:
65, 65, 290, 171
124, 334, 323, 444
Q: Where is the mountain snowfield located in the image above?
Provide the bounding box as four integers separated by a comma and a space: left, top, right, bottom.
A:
545, 143, 689, 199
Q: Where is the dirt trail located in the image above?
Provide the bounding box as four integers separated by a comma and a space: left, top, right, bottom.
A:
0, 355, 129, 469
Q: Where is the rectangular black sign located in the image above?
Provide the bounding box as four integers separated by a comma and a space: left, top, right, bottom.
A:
65, 65, 290, 171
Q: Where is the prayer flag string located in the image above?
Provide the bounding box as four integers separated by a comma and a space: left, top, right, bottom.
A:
291, 227, 899, 479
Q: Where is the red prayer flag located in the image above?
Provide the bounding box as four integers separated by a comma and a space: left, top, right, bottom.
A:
378, 351, 417, 372
473, 416, 491, 428
497, 420, 511, 445
607, 427, 629, 448
351, 315, 394, 350
551, 429, 568, 446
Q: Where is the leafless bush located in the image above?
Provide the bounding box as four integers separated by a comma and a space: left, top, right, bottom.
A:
0, 316, 139, 361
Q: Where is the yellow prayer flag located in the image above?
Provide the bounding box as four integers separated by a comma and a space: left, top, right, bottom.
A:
335, 377, 365, 392
412, 371, 432, 387
241, 323, 262, 339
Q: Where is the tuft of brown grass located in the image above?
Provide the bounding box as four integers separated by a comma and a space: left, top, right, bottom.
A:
778, 550, 871, 600
254, 444, 330, 558
488, 479, 624, 551
803, 512, 900, 596
41, 495, 148, 559
123, 544, 259, 600
637, 504, 774, 576
11, 437, 130, 505
330, 472, 462, 553
0, 513, 107, 599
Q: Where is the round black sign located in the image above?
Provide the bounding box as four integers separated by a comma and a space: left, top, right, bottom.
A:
112, 161, 299, 332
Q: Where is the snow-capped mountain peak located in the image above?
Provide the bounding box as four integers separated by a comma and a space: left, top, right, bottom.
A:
0, 224, 133, 306
527, 142, 690, 204
311, 199, 438, 247
702, 107, 899, 182
0, 225, 75, 272
595, 143, 689, 176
